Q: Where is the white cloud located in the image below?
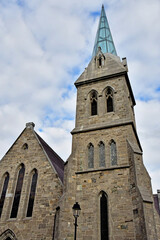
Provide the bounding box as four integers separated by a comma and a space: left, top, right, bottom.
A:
0, 0, 159, 194
135, 100, 160, 192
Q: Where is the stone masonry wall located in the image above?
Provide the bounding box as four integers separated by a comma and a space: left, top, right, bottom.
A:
0, 127, 63, 240
75, 75, 136, 130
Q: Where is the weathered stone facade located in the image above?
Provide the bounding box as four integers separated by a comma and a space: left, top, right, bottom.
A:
57, 53, 160, 240
0, 10, 160, 240
0, 123, 63, 240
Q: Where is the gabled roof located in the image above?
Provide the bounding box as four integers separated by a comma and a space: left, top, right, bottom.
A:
1, 123, 64, 183
35, 132, 64, 183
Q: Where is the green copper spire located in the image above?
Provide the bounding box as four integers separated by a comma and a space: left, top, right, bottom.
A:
92, 5, 117, 57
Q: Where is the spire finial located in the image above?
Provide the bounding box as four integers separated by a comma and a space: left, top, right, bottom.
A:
92, 5, 117, 58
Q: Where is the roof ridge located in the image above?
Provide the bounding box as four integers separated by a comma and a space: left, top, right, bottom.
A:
35, 132, 64, 183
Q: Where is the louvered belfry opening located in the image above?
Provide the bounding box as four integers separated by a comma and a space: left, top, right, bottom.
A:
90, 91, 97, 116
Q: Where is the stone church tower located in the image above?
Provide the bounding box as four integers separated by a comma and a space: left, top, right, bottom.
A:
0, 5, 160, 240
57, 5, 160, 240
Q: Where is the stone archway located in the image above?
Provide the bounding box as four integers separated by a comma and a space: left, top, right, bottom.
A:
0, 229, 17, 240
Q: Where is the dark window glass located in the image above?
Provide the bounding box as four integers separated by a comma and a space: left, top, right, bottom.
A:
98, 57, 102, 67
26, 169, 38, 217
22, 143, 28, 150
10, 164, 25, 218
90, 91, 97, 115
6, 238, 11, 240
110, 140, 117, 165
106, 88, 113, 112
99, 142, 105, 167
88, 143, 94, 168
100, 192, 108, 240
107, 96, 113, 112
0, 173, 9, 218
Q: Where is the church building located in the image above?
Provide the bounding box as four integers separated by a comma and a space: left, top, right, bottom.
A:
0, 5, 160, 240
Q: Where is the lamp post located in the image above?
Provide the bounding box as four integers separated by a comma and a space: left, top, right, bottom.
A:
72, 202, 81, 240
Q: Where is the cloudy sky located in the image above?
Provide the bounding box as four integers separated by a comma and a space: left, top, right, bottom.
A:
0, 0, 159, 193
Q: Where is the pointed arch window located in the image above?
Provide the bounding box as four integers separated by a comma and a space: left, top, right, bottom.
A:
0, 229, 16, 239
0, 172, 9, 218
26, 169, 38, 217
100, 192, 109, 240
88, 143, 94, 168
99, 141, 105, 167
90, 91, 97, 116
106, 87, 113, 112
10, 164, 25, 218
110, 140, 117, 165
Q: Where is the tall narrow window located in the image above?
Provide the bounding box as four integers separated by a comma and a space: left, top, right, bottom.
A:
0, 172, 9, 218
88, 143, 94, 168
98, 55, 102, 67
90, 91, 97, 115
99, 142, 105, 167
110, 140, 117, 165
26, 169, 38, 217
106, 88, 113, 112
100, 192, 109, 240
10, 164, 25, 218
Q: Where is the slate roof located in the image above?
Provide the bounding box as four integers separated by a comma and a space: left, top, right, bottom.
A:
35, 132, 64, 183
153, 194, 160, 215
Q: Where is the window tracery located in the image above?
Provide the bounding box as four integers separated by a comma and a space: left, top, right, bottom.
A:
99, 141, 105, 167
88, 143, 94, 168
110, 140, 117, 165
106, 87, 113, 112
90, 91, 97, 116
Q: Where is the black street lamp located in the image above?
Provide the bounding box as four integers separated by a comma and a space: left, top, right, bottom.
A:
72, 202, 81, 240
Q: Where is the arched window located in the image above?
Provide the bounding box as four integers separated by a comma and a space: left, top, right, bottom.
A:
90, 91, 97, 116
100, 192, 109, 240
10, 164, 25, 218
26, 169, 38, 217
22, 143, 28, 150
0, 172, 9, 218
88, 143, 94, 168
0, 229, 16, 239
110, 140, 117, 165
99, 142, 105, 167
106, 87, 113, 112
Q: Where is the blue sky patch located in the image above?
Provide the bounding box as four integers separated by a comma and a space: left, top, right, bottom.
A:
90, 11, 100, 18
68, 66, 80, 76
138, 95, 152, 102
17, 0, 25, 7
156, 86, 160, 92
38, 128, 43, 132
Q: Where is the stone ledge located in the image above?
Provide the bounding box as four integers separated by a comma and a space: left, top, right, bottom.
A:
76, 165, 130, 175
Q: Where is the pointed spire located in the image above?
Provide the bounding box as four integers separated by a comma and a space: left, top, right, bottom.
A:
92, 5, 117, 58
